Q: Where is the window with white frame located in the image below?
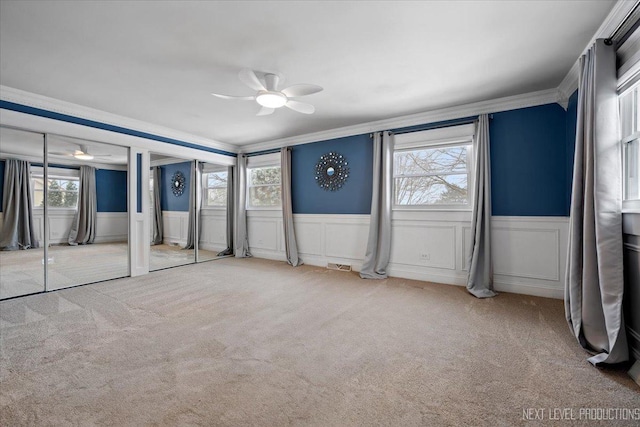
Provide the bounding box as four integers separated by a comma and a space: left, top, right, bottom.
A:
202, 169, 228, 208
619, 81, 640, 207
246, 153, 281, 209
32, 167, 80, 209
393, 124, 474, 208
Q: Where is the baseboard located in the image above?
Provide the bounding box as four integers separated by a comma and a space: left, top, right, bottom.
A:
493, 280, 563, 299
387, 264, 467, 286
299, 253, 364, 272
248, 248, 287, 262
199, 243, 227, 253
94, 235, 128, 244
163, 238, 187, 246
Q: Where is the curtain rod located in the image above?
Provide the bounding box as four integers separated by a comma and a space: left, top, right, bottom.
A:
605, 1, 640, 46
390, 116, 481, 136
245, 148, 281, 157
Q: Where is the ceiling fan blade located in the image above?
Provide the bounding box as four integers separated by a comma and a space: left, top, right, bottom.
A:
239, 69, 266, 92
211, 93, 255, 101
257, 106, 275, 116
285, 100, 315, 115
281, 84, 323, 98
49, 152, 73, 156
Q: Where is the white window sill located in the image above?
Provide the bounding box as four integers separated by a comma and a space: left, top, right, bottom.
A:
246, 207, 282, 211
392, 206, 472, 212
623, 199, 640, 213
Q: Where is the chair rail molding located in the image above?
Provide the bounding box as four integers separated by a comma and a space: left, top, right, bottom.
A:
246, 212, 569, 299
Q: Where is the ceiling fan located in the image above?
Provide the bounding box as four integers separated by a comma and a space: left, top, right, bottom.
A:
212, 69, 323, 115
50, 144, 111, 161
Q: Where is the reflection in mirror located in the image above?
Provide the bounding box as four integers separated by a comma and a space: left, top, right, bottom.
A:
149, 153, 196, 271
0, 127, 46, 299
198, 162, 231, 262
45, 135, 129, 291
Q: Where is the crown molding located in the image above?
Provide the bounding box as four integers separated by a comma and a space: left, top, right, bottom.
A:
557, 61, 580, 107
0, 85, 239, 155
558, 0, 639, 104
241, 88, 560, 153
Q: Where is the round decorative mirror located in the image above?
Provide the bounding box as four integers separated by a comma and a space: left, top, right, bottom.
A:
171, 171, 185, 196
314, 152, 349, 191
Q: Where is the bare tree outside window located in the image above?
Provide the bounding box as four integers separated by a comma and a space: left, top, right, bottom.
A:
248, 166, 281, 208
203, 171, 228, 207
394, 145, 470, 206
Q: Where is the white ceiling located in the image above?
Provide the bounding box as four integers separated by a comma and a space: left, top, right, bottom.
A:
0, 127, 128, 166
0, 1, 615, 147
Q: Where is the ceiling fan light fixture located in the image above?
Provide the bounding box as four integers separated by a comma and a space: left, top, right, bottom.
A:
256, 91, 287, 109
74, 152, 94, 160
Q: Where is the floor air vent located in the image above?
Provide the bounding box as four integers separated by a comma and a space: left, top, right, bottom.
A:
327, 263, 352, 272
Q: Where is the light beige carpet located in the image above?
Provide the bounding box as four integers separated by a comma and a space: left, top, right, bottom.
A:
1, 243, 220, 299
1, 258, 638, 426
0, 243, 129, 299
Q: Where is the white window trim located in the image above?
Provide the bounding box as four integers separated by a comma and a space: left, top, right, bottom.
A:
393, 124, 475, 211
201, 169, 228, 210
619, 75, 640, 213
246, 153, 282, 211
31, 166, 80, 211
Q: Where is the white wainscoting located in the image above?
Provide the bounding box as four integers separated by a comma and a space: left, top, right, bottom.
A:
161, 209, 227, 252
95, 212, 128, 243
162, 211, 189, 246
200, 209, 227, 253
247, 211, 569, 299
31, 210, 128, 245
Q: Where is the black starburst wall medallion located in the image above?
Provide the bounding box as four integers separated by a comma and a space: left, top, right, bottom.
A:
314, 152, 349, 191
171, 171, 186, 196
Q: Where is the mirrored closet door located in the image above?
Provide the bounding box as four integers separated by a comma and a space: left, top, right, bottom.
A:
149, 153, 196, 271
0, 127, 46, 299
197, 162, 232, 262
45, 136, 129, 290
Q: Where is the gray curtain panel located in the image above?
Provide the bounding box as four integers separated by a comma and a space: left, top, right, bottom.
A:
68, 165, 96, 245
217, 165, 235, 257
281, 147, 302, 266
360, 131, 393, 279
0, 159, 39, 250
566, 39, 627, 365
151, 166, 163, 245
235, 155, 251, 258
466, 114, 496, 298
184, 162, 200, 250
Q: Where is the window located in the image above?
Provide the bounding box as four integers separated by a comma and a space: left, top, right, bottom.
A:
247, 165, 281, 208
619, 82, 640, 205
202, 170, 228, 207
32, 168, 80, 209
393, 124, 474, 208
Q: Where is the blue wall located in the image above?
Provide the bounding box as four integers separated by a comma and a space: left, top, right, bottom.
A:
0, 160, 4, 211
96, 169, 127, 212
136, 154, 142, 213
0, 161, 126, 213
565, 90, 578, 214
284, 102, 574, 217
291, 134, 373, 214
490, 103, 570, 216
160, 161, 191, 212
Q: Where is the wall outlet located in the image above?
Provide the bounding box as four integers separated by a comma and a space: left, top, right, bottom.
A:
420, 252, 431, 261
